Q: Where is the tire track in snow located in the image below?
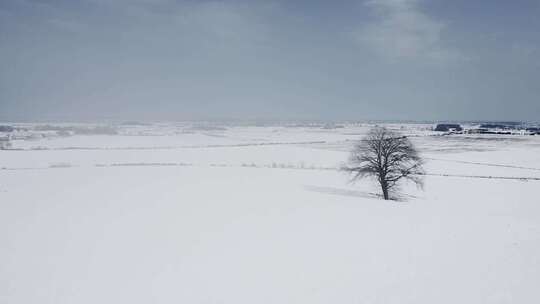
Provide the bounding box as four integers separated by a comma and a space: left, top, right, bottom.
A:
9, 140, 328, 151
425, 157, 540, 171
2, 163, 540, 181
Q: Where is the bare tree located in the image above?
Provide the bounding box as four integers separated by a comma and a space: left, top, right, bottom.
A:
343, 127, 424, 200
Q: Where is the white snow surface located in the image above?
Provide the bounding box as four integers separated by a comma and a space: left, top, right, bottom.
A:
1, 123, 540, 303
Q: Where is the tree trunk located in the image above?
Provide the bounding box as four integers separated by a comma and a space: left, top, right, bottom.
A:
381, 181, 389, 200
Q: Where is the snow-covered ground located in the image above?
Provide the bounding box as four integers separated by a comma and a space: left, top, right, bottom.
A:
1, 122, 540, 303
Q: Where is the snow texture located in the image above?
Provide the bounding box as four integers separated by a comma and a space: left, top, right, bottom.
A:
1, 123, 539, 303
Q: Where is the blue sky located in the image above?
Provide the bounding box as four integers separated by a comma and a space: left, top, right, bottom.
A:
1, 0, 539, 121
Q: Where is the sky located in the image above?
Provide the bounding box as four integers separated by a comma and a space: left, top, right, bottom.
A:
1, 0, 539, 122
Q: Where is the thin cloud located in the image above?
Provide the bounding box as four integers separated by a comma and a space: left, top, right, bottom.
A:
173, 2, 272, 44
354, 0, 462, 64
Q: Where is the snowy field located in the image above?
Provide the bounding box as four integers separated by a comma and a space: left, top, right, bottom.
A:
1, 122, 540, 303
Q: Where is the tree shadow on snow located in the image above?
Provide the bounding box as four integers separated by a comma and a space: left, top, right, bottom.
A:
304, 185, 381, 200
304, 185, 420, 202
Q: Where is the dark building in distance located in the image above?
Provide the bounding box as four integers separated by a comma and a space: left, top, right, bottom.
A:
434, 124, 463, 132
